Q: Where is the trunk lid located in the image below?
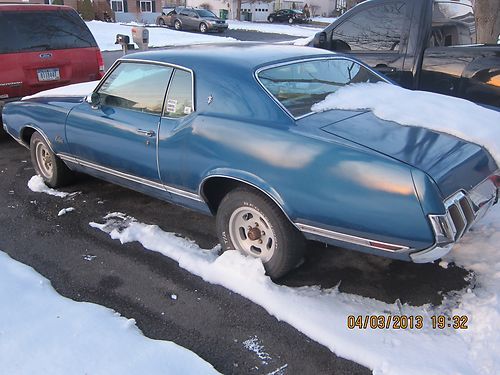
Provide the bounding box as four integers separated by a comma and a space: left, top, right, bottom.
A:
301, 110, 497, 198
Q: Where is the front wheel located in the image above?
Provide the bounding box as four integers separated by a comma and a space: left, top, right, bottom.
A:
199, 22, 208, 33
216, 188, 306, 279
268, 16, 274, 23
174, 20, 182, 30
30, 131, 74, 188
288, 17, 294, 24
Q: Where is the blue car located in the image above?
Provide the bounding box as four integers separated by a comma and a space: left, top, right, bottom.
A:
3, 45, 499, 278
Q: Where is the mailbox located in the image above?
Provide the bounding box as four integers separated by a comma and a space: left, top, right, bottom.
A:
131, 27, 149, 51
115, 34, 135, 55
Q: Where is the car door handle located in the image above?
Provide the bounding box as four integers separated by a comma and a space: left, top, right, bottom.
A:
137, 129, 156, 137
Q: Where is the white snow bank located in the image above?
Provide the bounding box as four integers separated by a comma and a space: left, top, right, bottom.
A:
312, 82, 500, 165
28, 175, 69, 198
226, 20, 321, 37
91, 207, 500, 375
311, 17, 338, 24
22, 81, 98, 100
86, 20, 237, 51
0, 251, 219, 375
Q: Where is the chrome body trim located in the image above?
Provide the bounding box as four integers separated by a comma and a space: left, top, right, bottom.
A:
254, 56, 390, 121
295, 223, 409, 252
410, 244, 453, 263
3, 122, 27, 148
58, 154, 203, 202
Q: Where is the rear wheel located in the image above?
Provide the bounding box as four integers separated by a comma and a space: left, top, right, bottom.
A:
288, 17, 294, 24
216, 188, 306, 279
158, 18, 166, 26
199, 22, 208, 33
30, 132, 73, 188
174, 20, 182, 30
268, 16, 274, 23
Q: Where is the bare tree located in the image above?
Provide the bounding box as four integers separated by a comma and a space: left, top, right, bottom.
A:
473, 0, 500, 43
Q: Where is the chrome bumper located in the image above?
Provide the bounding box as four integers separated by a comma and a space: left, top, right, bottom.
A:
411, 176, 498, 263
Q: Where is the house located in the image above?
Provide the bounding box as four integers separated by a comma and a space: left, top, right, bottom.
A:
110, 0, 162, 23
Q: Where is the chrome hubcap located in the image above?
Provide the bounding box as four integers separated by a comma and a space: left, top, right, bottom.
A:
35, 142, 53, 179
229, 207, 276, 262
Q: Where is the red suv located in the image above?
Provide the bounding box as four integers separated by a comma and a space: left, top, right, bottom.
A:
0, 4, 104, 114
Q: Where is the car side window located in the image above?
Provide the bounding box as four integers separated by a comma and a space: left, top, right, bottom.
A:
430, 1, 476, 46
164, 69, 193, 118
331, 2, 407, 52
98, 62, 173, 114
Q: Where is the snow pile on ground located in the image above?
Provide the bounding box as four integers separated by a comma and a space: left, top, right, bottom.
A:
86, 21, 237, 51
0, 251, 219, 375
311, 16, 338, 24
311, 82, 500, 165
57, 207, 75, 216
226, 20, 321, 37
89, 206, 500, 375
23, 81, 98, 100
27, 175, 69, 198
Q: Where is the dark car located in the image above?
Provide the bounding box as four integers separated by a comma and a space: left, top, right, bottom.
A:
0, 4, 104, 117
3, 45, 499, 279
309, 0, 500, 109
268, 9, 309, 24
156, 6, 228, 33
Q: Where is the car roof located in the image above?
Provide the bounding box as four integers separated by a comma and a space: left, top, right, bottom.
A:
0, 4, 72, 11
122, 44, 339, 74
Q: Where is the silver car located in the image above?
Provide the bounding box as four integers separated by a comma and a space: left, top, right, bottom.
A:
156, 7, 228, 33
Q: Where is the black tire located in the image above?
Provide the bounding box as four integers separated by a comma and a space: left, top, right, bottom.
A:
30, 131, 74, 188
268, 16, 274, 23
174, 20, 182, 31
199, 22, 208, 33
158, 18, 165, 26
288, 17, 294, 24
216, 187, 306, 279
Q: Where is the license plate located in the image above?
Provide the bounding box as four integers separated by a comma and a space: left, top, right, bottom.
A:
37, 68, 60, 82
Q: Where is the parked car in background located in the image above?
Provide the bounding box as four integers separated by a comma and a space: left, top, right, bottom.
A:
267, 9, 309, 24
0, 4, 104, 120
156, 6, 228, 33
3, 45, 499, 278
309, 0, 500, 109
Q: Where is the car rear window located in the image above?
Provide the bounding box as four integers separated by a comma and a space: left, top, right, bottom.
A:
0, 9, 97, 54
257, 58, 383, 118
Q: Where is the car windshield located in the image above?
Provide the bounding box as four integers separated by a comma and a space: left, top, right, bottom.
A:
196, 9, 216, 18
0, 10, 96, 54
258, 58, 383, 118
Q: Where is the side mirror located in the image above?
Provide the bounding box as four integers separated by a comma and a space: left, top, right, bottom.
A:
331, 39, 351, 52
87, 92, 101, 109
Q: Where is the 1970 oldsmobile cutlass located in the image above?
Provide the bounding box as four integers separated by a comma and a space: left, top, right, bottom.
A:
2, 45, 499, 278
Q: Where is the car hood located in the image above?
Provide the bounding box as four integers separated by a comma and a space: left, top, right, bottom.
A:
301, 110, 497, 198
203, 17, 222, 22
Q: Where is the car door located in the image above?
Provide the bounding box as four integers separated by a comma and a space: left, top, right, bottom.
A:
157, 67, 197, 203
65, 61, 173, 183
327, 1, 412, 85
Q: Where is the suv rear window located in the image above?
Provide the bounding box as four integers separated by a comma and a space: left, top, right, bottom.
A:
0, 9, 97, 54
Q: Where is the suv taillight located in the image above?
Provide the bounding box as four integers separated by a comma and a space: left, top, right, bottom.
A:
96, 49, 105, 77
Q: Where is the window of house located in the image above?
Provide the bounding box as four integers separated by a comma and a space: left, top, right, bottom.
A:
140, 1, 152, 13
164, 69, 193, 118
331, 2, 407, 52
98, 62, 173, 114
111, 0, 123, 13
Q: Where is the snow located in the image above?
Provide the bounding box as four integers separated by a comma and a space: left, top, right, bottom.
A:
0, 251, 219, 375
311, 17, 338, 24
28, 175, 69, 198
22, 81, 98, 100
226, 20, 321, 37
242, 335, 272, 364
86, 20, 237, 51
89, 205, 500, 375
311, 82, 500, 166
57, 207, 75, 216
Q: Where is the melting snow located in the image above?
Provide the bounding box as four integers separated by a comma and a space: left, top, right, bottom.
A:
242, 336, 272, 364
90, 206, 500, 375
58, 207, 75, 217
0, 251, 219, 374
27, 175, 69, 198
311, 82, 500, 165
23, 81, 98, 100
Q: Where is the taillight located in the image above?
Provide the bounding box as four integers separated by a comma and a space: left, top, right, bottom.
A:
490, 172, 500, 188
96, 49, 105, 78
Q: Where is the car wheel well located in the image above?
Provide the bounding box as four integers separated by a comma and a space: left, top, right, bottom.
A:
20, 126, 37, 146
